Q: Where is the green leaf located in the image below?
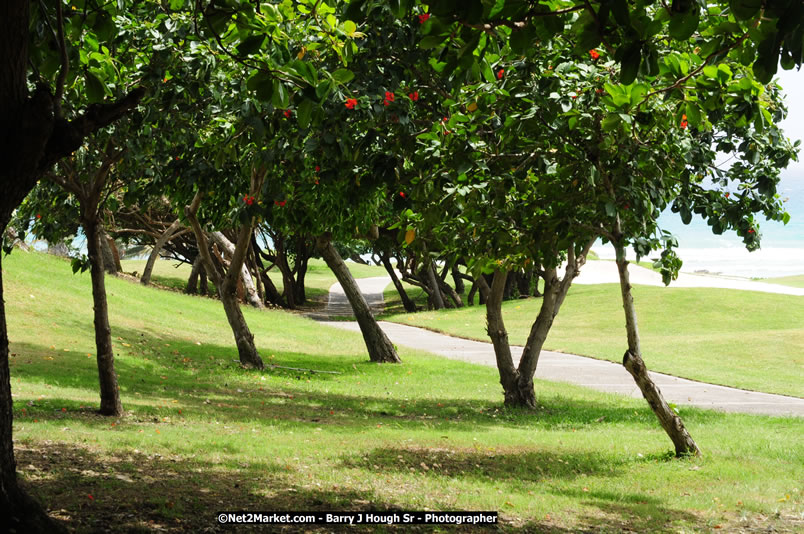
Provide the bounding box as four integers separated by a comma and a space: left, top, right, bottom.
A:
419, 36, 445, 49
272, 80, 290, 109
730, 0, 762, 20
84, 71, 106, 103
685, 102, 701, 127
331, 68, 354, 84
601, 114, 621, 131
620, 43, 642, 84
668, 8, 699, 41
247, 72, 274, 102
297, 99, 313, 129
236, 34, 266, 56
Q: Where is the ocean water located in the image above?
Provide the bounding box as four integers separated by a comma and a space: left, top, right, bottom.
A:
593, 173, 804, 279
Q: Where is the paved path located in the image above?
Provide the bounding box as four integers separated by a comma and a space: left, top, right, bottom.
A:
314, 270, 804, 417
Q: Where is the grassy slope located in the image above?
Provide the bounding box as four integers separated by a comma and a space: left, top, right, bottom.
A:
121, 257, 386, 304
384, 284, 804, 397
4, 251, 803, 533
763, 274, 804, 288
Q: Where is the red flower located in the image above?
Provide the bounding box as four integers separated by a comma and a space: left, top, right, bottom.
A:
284, 109, 292, 118
680, 114, 688, 129
571, 95, 577, 99
87, 494, 94, 500
409, 91, 419, 101
589, 49, 600, 60
497, 69, 504, 80
36, 214, 41, 219
345, 98, 358, 109
748, 228, 755, 234
274, 200, 286, 207
442, 116, 448, 123
725, 192, 730, 198
399, 191, 406, 198
624, 204, 630, 209
384, 91, 395, 106
314, 180, 319, 185
418, 13, 430, 24
244, 196, 255, 206
315, 165, 320, 172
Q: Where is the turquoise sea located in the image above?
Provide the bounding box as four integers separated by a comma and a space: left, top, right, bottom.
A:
593, 171, 804, 278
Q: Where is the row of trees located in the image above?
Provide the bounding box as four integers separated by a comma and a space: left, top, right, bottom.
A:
1, 0, 800, 530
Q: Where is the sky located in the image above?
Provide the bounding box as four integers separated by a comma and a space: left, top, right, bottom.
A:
776, 67, 804, 175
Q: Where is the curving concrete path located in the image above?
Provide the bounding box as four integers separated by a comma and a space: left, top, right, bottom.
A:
315, 265, 804, 417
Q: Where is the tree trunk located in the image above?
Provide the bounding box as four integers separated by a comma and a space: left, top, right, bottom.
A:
199, 263, 209, 295
482, 271, 532, 407
141, 218, 182, 286
185, 192, 264, 369
452, 264, 465, 294
437, 275, 463, 308
0, 2, 141, 526
317, 235, 401, 363
615, 243, 700, 457
210, 231, 263, 309
100, 228, 118, 275
379, 252, 417, 312
425, 259, 446, 309
84, 221, 123, 416
186, 255, 201, 294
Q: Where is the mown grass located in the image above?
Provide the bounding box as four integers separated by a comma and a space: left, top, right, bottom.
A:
120, 257, 386, 307
4, 250, 803, 533
764, 274, 804, 288
384, 283, 804, 397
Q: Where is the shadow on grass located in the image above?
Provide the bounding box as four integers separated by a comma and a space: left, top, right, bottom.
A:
10, 323, 729, 439
15, 440, 714, 534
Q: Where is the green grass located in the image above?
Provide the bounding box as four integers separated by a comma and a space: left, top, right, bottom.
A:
120, 257, 386, 306
763, 274, 804, 288
4, 250, 803, 533
384, 284, 804, 397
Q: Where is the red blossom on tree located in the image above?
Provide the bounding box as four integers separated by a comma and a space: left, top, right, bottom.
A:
680, 114, 688, 129
284, 109, 292, 118
408, 90, 419, 101
418, 13, 430, 24
497, 69, 504, 79
275, 200, 286, 207
748, 228, 755, 233
725, 192, 730, 198
589, 49, 600, 60
315, 165, 320, 172
399, 191, 406, 198
244, 195, 255, 206
345, 98, 358, 109
383, 91, 395, 106
36, 214, 41, 219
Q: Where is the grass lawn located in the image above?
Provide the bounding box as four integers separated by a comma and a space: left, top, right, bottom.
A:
120, 257, 386, 307
763, 274, 804, 288
384, 284, 804, 398
3, 251, 803, 532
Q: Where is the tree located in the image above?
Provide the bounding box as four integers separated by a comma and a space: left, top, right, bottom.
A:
0, 0, 145, 529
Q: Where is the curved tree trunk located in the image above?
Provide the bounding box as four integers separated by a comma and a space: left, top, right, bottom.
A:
100, 228, 118, 275
210, 231, 263, 309
317, 234, 401, 363
0, 2, 142, 526
425, 259, 446, 310
379, 252, 417, 312
614, 241, 700, 457
186, 255, 201, 294
482, 271, 532, 406
84, 220, 123, 416
185, 191, 264, 369
141, 218, 182, 286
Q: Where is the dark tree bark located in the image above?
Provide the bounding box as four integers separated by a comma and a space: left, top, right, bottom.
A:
186, 255, 201, 294
483, 241, 595, 408
614, 242, 700, 457
141, 218, 183, 286
451, 264, 465, 294
437, 275, 464, 308
1, 1, 140, 527
185, 191, 264, 369
379, 252, 417, 312
317, 234, 401, 363
100, 228, 118, 275
424, 259, 446, 309
84, 220, 123, 416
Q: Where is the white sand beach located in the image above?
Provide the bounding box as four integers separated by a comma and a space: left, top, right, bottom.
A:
574, 260, 804, 296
